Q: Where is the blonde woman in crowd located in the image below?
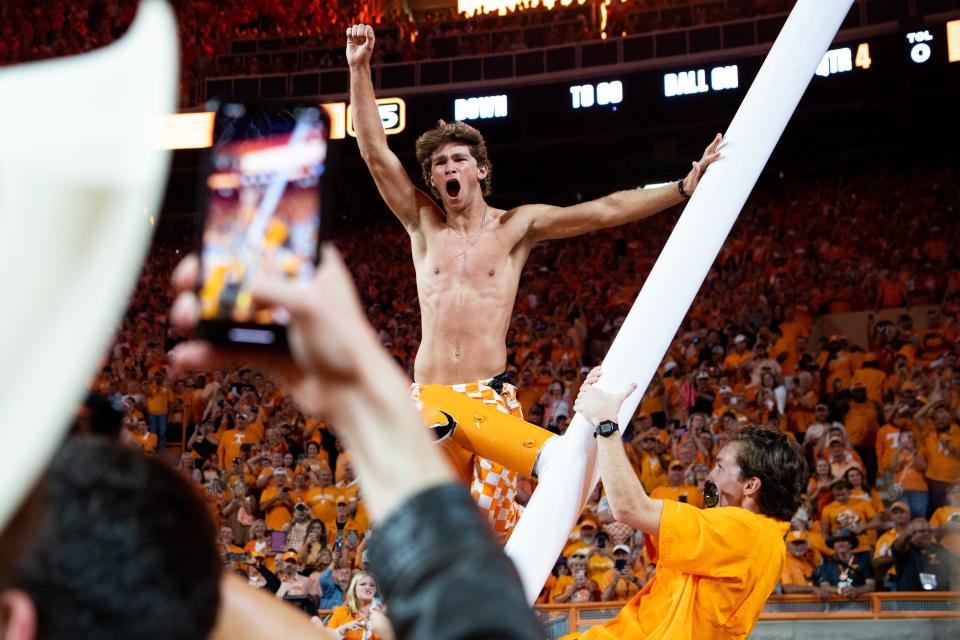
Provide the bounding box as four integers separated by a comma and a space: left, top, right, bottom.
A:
326, 572, 389, 639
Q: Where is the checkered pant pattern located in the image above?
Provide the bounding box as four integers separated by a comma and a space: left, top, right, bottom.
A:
411, 378, 525, 541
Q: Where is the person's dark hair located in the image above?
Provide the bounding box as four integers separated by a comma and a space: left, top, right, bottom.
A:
728, 426, 807, 521
307, 518, 328, 548
830, 478, 853, 491
843, 466, 872, 493
415, 120, 492, 199
9, 437, 221, 640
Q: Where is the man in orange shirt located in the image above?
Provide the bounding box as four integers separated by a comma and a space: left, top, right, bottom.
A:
922, 405, 960, 513
168, 378, 194, 440
600, 544, 643, 602
217, 416, 261, 469
627, 430, 667, 493
131, 418, 158, 456
780, 530, 825, 595
852, 353, 886, 404
876, 418, 905, 476
929, 483, 960, 555
145, 371, 171, 450
820, 336, 855, 394
304, 465, 338, 524
844, 383, 880, 484
820, 479, 885, 554
722, 334, 753, 372
566, 368, 806, 639
872, 500, 912, 589
778, 306, 808, 352
260, 467, 294, 531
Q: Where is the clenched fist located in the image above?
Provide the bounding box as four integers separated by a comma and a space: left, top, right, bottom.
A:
346, 23, 375, 68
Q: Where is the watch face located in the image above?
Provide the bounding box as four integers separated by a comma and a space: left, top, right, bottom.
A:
597, 421, 618, 437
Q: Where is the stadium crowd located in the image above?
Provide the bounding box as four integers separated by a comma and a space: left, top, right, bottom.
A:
1, 0, 798, 100
83, 161, 960, 625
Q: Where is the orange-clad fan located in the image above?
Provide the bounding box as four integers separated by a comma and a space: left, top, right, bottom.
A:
563, 370, 806, 639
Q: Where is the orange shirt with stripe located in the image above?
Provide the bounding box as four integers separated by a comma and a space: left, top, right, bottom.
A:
567, 502, 789, 640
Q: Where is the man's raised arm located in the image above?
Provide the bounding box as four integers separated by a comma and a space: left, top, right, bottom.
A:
347, 24, 431, 231
515, 133, 722, 242
575, 367, 664, 535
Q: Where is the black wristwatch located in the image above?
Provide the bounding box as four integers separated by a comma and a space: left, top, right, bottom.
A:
593, 420, 619, 438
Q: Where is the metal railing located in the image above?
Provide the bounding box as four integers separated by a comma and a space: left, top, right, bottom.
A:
533, 593, 960, 636
313, 594, 958, 639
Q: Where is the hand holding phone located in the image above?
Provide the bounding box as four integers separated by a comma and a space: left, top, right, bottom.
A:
197, 101, 328, 348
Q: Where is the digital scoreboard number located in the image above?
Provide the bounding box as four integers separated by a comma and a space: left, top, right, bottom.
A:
907, 30, 934, 63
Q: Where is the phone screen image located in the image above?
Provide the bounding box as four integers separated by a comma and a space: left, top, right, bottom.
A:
198, 102, 327, 345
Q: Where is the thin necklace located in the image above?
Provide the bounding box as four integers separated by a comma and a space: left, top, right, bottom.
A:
446, 205, 488, 241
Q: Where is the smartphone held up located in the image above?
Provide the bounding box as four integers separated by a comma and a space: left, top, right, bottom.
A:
196, 100, 329, 348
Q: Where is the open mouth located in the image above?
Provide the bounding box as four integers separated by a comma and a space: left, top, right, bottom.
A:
445, 179, 461, 198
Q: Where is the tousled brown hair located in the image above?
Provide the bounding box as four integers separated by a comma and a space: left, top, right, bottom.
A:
415, 120, 492, 199
727, 426, 807, 521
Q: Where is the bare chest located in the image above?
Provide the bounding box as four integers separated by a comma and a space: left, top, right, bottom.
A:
419, 228, 523, 291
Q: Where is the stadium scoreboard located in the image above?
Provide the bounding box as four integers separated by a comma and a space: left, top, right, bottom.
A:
350, 20, 959, 140
163, 20, 959, 149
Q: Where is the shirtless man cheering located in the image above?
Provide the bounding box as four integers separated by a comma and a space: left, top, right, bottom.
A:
347, 23, 722, 538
